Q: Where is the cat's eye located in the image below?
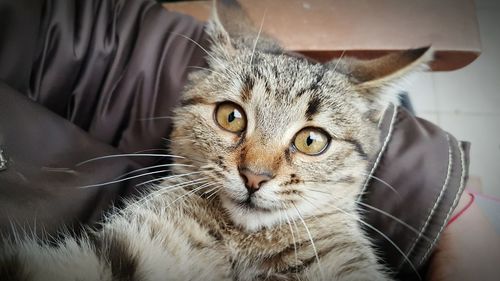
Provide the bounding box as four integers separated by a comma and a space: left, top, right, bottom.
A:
293, 128, 329, 155
214, 102, 247, 133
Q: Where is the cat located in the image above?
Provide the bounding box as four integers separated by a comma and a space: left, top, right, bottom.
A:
0, 1, 432, 280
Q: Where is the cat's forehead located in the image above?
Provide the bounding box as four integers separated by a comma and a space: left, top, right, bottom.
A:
238, 51, 331, 89
218, 52, 356, 140
228, 51, 348, 102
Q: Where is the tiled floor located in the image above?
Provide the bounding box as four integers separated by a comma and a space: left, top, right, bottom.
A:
407, 0, 500, 197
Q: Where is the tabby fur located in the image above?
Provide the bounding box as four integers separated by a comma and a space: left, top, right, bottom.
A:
0, 1, 432, 280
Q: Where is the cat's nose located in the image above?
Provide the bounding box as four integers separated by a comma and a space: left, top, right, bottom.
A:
238, 167, 272, 194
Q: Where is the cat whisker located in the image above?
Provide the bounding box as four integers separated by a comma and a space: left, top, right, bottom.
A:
187, 66, 228, 79
304, 174, 400, 198
205, 186, 222, 201
79, 163, 204, 189
168, 31, 220, 65
138, 116, 175, 121
113, 163, 195, 181
155, 178, 209, 195
188, 181, 217, 192
206, 190, 222, 205
137, 171, 207, 186
162, 137, 186, 142
296, 195, 321, 221
161, 137, 198, 145
177, 160, 226, 175
123, 178, 209, 213
75, 153, 184, 167
185, 65, 235, 91
131, 148, 171, 153
299, 194, 422, 281
176, 182, 217, 208
168, 163, 218, 178
168, 31, 240, 78
290, 211, 304, 278
331, 50, 346, 73
196, 165, 220, 173
291, 203, 324, 279
203, 186, 219, 196
162, 180, 211, 200
249, 9, 267, 70
281, 209, 301, 280
355, 200, 432, 243
165, 182, 219, 210
306, 189, 430, 242
336, 205, 422, 281
359, 172, 401, 199
77, 169, 175, 189
173, 155, 209, 166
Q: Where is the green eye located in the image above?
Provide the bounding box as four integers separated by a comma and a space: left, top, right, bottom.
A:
215, 102, 247, 133
293, 128, 329, 155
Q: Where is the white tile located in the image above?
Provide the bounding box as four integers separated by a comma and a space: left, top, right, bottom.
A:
406, 72, 437, 113
433, 9, 500, 115
475, 0, 500, 9
439, 113, 500, 198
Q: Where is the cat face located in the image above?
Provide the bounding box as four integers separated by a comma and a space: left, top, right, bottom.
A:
169, 1, 432, 232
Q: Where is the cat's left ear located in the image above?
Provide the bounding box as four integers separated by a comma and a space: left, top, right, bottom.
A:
329, 47, 433, 109
206, 0, 280, 61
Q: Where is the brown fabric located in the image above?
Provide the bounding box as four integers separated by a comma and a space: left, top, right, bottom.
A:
0, 82, 149, 236
0, 0, 208, 159
361, 105, 469, 279
0, 0, 469, 279
0, 0, 208, 234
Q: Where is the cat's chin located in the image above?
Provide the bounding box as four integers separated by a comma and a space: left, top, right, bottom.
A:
219, 195, 316, 233
221, 197, 283, 232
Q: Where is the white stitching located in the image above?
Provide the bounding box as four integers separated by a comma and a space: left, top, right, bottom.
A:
418, 140, 467, 264
358, 105, 398, 201
0, 147, 8, 171
398, 133, 452, 270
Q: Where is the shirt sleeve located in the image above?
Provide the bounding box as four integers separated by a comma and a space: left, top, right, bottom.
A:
0, 0, 209, 155
0, 0, 208, 237
361, 105, 470, 279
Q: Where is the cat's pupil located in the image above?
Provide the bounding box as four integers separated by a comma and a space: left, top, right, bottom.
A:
228, 112, 235, 123
228, 109, 242, 123
306, 135, 313, 146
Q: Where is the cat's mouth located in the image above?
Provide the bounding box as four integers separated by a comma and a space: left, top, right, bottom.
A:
237, 197, 261, 210
230, 194, 275, 213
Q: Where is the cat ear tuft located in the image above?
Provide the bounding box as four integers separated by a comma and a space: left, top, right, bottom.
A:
206, 0, 280, 58
330, 47, 434, 109
205, 0, 236, 58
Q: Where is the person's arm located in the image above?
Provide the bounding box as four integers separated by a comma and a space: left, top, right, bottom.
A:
428, 193, 500, 281
0, 0, 208, 238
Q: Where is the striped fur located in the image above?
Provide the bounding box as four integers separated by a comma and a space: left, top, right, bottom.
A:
1, 1, 433, 280
1, 187, 388, 281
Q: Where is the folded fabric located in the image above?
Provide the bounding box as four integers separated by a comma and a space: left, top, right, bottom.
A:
0, 0, 469, 278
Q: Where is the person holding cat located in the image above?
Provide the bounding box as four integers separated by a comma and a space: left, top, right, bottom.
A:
0, 0, 498, 280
